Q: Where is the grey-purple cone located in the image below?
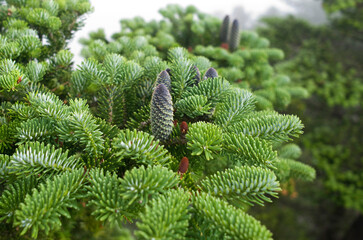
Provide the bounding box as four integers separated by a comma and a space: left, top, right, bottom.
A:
203, 67, 218, 80
229, 19, 240, 52
156, 70, 171, 92
220, 15, 230, 43
193, 65, 201, 85
150, 83, 174, 141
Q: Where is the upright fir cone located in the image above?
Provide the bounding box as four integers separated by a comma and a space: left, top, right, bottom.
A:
203, 67, 218, 80
193, 65, 201, 86
150, 83, 174, 141
220, 15, 230, 43
156, 70, 171, 92
166, 68, 172, 78
229, 19, 240, 52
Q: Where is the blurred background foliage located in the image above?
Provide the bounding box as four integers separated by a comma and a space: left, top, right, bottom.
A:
255, 1, 363, 239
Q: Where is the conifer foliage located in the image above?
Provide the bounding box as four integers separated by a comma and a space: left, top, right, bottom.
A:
81, 4, 309, 111
0, 2, 315, 239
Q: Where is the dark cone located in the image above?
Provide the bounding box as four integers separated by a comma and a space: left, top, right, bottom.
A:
203, 67, 218, 80
193, 65, 201, 86
156, 70, 171, 91
229, 19, 240, 52
166, 68, 172, 78
220, 15, 230, 43
150, 84, 174, 141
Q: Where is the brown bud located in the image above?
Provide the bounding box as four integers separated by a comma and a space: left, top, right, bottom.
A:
17, 76, 22, 84
180, 121, 188, 134
178, 157, 189, 174
220, 43, 229, 50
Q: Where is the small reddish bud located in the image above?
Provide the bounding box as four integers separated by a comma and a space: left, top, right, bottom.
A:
290, 191, 298, 199
281, 189, 288, 196
188, 46, 193, 52
178, 157, 189, 174
63, 99, 68, 104
180, 121, 188, 134
81, 201, 86, 207
17, 76, 22, 84
220, 43, 229, 50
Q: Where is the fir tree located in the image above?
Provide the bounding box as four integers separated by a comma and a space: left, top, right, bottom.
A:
0, 2, 315, 239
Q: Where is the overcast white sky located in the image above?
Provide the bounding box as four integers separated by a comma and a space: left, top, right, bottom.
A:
69, 0, 292, 65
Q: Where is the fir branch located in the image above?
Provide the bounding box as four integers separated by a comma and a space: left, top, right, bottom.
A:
112, 129, 171, 166
224, 133, 277, 168
136, 189, 190, 240
56, 110, 105, 158
228, 113, 304, 142
214, 88, 255, 127
14, 169, 84, 238
186, 122, 223, 160
168, 47, 196, 100
182, 77, 232, 107
16, 118, 55, 144
279, 158, 316, 182
120, 165, 179, 206
0, 176, 38, 223
192, 192, 273, 240
278, 143, 302, 159
0, 154, 12, 179
200, 166, 281, 206
86, 168, 132, 226
11, 142, 82, 177
27, 91, 68, 121
175, 95, 212, 118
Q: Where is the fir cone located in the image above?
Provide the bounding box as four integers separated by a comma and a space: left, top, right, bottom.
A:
156, 70, 171, 91
166, 68, 172, 78
229, 19, 240, 52
150, 83, 174, 141
193, 65, 201, 86
220, 15, 230, 43
203, 67, 218, 80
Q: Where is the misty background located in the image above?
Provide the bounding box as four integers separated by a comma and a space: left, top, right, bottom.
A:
69, 0, 326, 65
